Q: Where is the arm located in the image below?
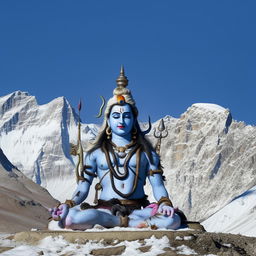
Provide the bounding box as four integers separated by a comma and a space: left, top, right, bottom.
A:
70, 151, 97, 205
147, 151, 168, 200
50, 151, 97, 221
147, 151, 174, 217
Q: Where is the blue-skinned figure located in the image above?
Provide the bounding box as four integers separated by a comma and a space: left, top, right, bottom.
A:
51, 67, 182, 230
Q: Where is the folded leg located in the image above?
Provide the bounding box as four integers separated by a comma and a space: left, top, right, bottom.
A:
129, 208, 181, 229
64, 207, 120, 230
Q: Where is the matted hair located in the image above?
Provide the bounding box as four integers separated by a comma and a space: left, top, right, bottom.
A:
87, 87, 155, 163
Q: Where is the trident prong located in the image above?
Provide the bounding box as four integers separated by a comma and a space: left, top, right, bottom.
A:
154, 119, 168, 155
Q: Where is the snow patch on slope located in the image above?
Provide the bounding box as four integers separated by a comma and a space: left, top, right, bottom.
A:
203, 185, 256, 237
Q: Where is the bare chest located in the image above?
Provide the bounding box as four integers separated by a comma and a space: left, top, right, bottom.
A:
95, 150, 148, 176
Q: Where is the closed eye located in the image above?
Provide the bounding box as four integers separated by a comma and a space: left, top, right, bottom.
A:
112, 112, 120, 119
123, 113, 131, 119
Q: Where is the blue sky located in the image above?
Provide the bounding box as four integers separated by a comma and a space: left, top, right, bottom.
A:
0, 1, 255, 125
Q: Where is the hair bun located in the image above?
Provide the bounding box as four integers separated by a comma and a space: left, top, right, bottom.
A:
113, 87, 130, 96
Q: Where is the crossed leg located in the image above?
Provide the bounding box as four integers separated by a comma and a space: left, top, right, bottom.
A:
61, 206, 120, 230
129, 208, 181, 229
58, 206, 181, 230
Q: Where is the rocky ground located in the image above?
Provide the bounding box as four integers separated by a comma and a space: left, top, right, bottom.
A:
0, 229, 256, 255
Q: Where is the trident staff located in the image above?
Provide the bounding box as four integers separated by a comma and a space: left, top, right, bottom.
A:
154, 118, 168, 155
70, 99, 84, 184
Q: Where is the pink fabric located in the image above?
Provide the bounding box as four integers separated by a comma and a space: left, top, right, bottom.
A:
146, 203, 159, 216
65, 216, 73, 227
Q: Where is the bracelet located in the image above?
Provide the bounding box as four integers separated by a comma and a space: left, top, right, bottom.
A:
158, 197, 173, 207
64, 199, 76, 208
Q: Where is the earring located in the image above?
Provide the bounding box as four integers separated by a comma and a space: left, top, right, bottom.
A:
132, 127, 137, 140
106, 126, 112, 139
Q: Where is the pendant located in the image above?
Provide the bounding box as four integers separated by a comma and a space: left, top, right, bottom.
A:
116, 151, 127, 158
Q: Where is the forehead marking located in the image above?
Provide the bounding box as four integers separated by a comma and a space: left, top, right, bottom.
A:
120, 107, 124, 113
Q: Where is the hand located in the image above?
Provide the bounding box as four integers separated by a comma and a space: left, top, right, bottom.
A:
49, 204, 69, 221
158, 204, 174, 217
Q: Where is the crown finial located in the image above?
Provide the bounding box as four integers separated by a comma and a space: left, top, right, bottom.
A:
116, 65, 128, 88
120, 65, 124, 75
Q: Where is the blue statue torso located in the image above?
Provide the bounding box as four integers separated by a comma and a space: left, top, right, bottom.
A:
88, 147, 149, 200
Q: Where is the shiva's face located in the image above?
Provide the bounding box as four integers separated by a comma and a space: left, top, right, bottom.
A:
108, 104, 135, 137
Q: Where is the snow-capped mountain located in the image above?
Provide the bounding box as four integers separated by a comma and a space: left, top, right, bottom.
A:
0, 91, 256, 236
0, 148, 57, 232
0, 91, 98, 200
149, 103, 256, 222
144, 104, 256, 236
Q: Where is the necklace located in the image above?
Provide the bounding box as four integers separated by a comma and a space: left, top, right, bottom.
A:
110, 140, 136, 158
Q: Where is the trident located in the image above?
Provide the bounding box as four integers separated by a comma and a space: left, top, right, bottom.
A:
154, 118, 168, 155
70, 99, 84, 184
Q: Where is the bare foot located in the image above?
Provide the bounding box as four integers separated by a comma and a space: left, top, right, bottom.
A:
136, 222, 148, 228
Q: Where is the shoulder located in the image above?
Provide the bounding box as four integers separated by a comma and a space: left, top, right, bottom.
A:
85, 148, 103, 162
142, 149, 160, 168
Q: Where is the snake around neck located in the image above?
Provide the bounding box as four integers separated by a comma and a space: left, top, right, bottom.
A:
102, 141, 142, 198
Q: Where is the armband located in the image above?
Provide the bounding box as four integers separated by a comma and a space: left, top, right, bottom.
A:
158, 197, 173, 207
148, 169, 163, 176
82, 168, 97, 178
64, 199, 76, 208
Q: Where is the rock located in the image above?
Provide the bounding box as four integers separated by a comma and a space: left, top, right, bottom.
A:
91, 245, 126, 255
12, 230, 256, 256
138, 245, 151, 252
0, 247, 13, 253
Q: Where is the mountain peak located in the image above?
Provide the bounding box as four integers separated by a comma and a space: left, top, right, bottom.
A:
13, 90, 30, 97
190, 103, 229, 114
0, 91, 30, 101
0, 91, 37, 119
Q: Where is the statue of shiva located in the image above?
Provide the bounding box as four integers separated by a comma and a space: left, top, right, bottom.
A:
50, 66, 184, 230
